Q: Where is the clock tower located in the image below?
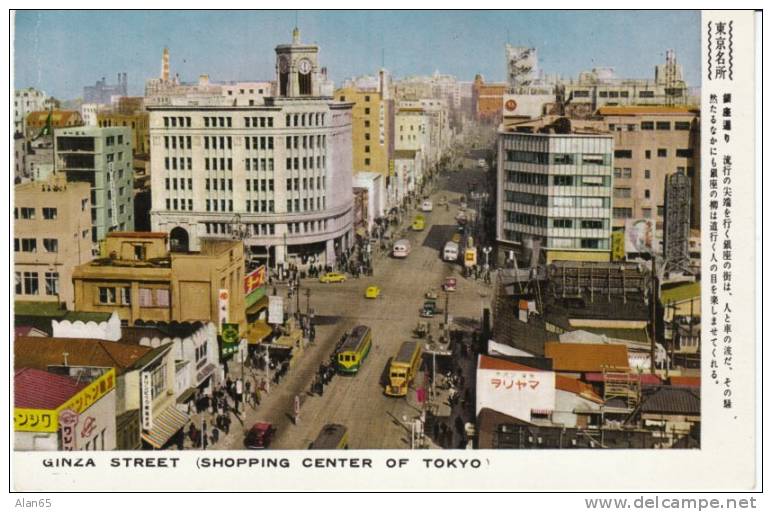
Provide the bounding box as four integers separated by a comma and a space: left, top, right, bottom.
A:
275, 27, 322, 97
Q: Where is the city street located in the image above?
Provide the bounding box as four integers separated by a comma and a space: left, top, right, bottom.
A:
218, 166, 495, 450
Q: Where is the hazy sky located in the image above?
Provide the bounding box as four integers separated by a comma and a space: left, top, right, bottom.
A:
13, 10, 701, 100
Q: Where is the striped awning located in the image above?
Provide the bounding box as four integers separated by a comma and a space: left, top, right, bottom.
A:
141, 406, 190, 449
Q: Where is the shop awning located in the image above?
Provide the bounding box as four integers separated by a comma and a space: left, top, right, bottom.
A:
246, 295, 270, 316
176, 387, 197, 404
196, 363, 216, 383
141, 406, 190, 449
246, 321, 273, 345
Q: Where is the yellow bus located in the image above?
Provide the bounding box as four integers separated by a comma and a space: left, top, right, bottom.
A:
385, 341, 422, 397
336, 325, 372, 374
310, 424, 349, 449
412, 214, 426, 231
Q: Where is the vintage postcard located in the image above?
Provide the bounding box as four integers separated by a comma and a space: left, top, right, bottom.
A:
7, 8, 761, 493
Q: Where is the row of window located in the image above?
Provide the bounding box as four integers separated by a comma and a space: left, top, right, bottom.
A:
286, 177, 325, 191
614, 148, 694, 159
613, 206, 665, 219
245, 158, 276, 171
286, 197, 326, 212
96, 286, 170, 307
14, 207, 58, 220
506, 171, 548, 187
613, 187, 652, 199
205, 136, 233, 150
287, 219, 328, 235
164, 156, 193, 170
166, 178, 193, 191
14, 238, 58, 253
163, 116, 192, 128
552, 175, 611, 187
505, 151, 611, 166
205, 157, 233, 171
165, 198, 194, 211
15, 271, 58, 296
505, 191, 613, 209
245, 137, 275, 150
286, 155, 326, 171
552, 219, 607, 230
244, 116, 274, 128
164, 135, 192, 150
104, 135, 125, 146
286, 134, 326, 150
204, 116, 232, 128
206, 199, 275, 213
572, 89, 658, 99
285, 112, 326, 128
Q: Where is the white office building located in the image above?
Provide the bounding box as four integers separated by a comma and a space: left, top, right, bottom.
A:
148, 29, 354, 269
496, 116, 614, 265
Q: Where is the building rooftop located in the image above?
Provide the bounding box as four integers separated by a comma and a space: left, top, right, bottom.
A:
478, 354, 547, 372
597, 106, 699, 116
26, 110, 82, 126
555, 375, 603, 403
14, 368, 87, 410
639, 386, 700, 415
106, 231, 168, 239
501, 115, 609, 135
660, 281, 701, 304
669, 376, 701, 388
544, 342, 629, 372
121, 320, 208, 344
14, 336, 168, 375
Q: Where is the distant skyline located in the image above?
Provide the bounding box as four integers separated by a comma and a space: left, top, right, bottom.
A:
13, 10, 701, 100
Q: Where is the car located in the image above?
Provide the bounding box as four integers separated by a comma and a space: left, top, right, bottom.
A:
443, 277, 457, 292
244, 422, 275, 449
365, 285, 381, 299
319, 272, 346, 283
421, 200, 433, 212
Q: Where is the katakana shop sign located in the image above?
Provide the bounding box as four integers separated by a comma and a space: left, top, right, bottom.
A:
475, 368, 555, 423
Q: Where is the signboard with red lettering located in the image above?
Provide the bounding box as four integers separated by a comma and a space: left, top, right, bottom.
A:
475, 368, 555, 423
244, 266, 267, 308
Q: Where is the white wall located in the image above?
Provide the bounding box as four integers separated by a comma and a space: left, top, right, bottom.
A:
476, 367, 556, 422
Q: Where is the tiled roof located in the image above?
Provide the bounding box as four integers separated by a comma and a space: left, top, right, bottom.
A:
584, 372, 662, 386
639, 387, 700, 415
555, 375, 603, 403
478, 354, 546, 372
15, 336, 156, 375
14, 368, 86, 409
669, 376, 701, 388
25, 110, 82, 126
544, 342, 629, 372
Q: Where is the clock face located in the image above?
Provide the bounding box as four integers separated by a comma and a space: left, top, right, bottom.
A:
297, 58, 312, 75
279, 56, 289, 73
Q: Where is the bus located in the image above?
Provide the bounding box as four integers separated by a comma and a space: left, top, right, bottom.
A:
392, 239, 411, 258
385, 341, 423, 397
310, 424, 349, 449
443, 241, 459, 262
336, 325, 372, 374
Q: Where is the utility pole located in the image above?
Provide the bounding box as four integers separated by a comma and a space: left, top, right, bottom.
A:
650, 258, 658, 375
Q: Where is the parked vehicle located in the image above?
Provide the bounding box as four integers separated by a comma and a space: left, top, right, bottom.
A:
336, 325, 372, 374
365, 285, 381, 299
443, 277, 457, 292
392, 239, 411, 258
320, 272, 346, 283
443, 241, 459, 262
421, 200, 433, 212
384, 341, 423, 397
310, 424, 349, 450
244, 422, 276, 449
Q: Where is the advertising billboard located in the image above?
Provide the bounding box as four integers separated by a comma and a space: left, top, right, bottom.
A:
624, 218, 657, 254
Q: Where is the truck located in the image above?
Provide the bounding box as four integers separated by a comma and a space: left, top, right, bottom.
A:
443, 241, 459, 262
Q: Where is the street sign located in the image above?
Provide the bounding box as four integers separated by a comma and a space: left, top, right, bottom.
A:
141, 372, 153, 431
218, 289, 230, 326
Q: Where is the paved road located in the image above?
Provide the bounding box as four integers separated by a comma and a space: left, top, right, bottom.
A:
219, 169, 494, 450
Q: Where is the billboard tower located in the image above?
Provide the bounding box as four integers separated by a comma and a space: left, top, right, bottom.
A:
663, 170, 692, 274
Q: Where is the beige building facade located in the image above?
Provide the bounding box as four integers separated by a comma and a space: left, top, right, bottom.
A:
72, 232, 246, 331
14, 175, 92, 309
597, 106, 701, 238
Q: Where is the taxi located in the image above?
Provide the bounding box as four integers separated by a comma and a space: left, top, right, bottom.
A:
319, 272, 346, 283
365, 285, 381, 299
443, 277, 457, 292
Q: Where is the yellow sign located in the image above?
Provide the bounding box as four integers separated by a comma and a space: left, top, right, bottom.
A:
389, 159, 395, 177
611, 231, 625, 261
14, 368, 116, 433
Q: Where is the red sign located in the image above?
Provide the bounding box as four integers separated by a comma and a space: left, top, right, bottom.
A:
244, 265, 267, 295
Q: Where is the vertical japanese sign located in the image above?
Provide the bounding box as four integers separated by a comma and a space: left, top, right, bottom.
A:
701, 11, 756, 462
218, 289, 230, 327
141, 371, 153, 431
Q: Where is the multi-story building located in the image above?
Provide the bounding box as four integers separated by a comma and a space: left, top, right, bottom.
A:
72, 232, 247, 331
14, 87, 49, 134
334, 70, 394, 177
54, 125, 135, 247
148, 29, 354, 270
472, 75, 507, 123
558, 50, 691, 118
97, 111, 150, 157
597, 106, 701, 238
83, 73, 128, 105
496, 116, 614, 264
14, 174, 92, 309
